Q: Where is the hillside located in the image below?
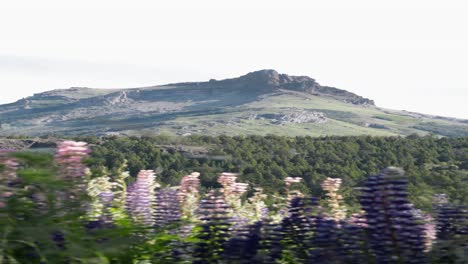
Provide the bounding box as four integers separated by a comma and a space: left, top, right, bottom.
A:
1, 69, 467, 137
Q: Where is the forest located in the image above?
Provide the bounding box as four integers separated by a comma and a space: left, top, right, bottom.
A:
82, 134, 468, 212
1, 135, 467, 263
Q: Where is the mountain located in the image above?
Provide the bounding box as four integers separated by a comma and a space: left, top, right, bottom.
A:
1, 69, 467, 137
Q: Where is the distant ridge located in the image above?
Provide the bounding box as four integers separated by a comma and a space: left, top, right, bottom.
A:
167, 69, 375, 105
0, 70, 466, 137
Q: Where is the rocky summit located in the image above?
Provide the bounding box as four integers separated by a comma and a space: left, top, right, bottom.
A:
0, 70, 467, 137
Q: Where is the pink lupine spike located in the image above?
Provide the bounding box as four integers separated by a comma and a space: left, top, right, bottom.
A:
177, 172, 201, 205
218, 172, 248, 197
55, 141, 91, 181
0, 149, 19, 208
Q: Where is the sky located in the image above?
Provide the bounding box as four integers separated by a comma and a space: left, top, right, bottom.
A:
0, 0, 467, 119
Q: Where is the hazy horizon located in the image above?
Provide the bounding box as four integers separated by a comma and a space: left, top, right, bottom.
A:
1, 0, 467, 119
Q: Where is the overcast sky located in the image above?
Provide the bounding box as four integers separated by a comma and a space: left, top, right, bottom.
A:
1, 0, 467, 118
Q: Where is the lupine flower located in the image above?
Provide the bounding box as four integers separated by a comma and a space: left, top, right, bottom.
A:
0, 149, 18, 181
55, 141, 91, 199
346, 212, 368, 228
223, 221, 262, 263
0, 149, 19, 208
177, 172, 200, 220
217, 172, 248, 197
154, 188, 181, 226
360, 167, 427, 263
55, 141, 90, 179
339, 213, 369, 263
126, 170, 158, 226
284, 177, 302, 186
433, 202, 468, 263
255, 221, 284, 263
421, 215, 436, 252
308, 215, 342, 263
281, 196, 315, 261
177, 172, 200, 203
240, 187, 269, 221
284, 177, 303, 200
217, 172, 249, 215
193, 191, 232, 264
321, 177, 347, 221
433, 193, 449, 210
86, 176, 116, 223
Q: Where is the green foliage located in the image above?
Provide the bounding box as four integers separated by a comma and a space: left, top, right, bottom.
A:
86, 135, 468, 211
1, 136, 467, 263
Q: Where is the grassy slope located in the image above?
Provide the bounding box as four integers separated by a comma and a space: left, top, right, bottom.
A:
1, 88, 467, 137
128, 92, 459, 137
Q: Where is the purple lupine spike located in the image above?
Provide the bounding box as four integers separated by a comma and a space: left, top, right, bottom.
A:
154, 188, 181, 226
433, 203, 468, 263
193, 191, 232, 264
229, 215, 250, 237
338, 213, 370, 263
433, 193, 449, 210
359, 167, 427, 263
223, 221, 262, 263
255, 221, 284, 263
308, 215, 342, 263
280, 196, 315, 261
126, 170, 157, 226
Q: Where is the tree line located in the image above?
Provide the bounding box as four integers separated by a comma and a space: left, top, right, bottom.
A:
79, 134, 468, 212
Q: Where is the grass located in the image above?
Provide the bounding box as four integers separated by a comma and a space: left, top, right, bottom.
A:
2, 88, 467, 137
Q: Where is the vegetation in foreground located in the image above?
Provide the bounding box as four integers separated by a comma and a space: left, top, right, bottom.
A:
1, 139, 467, 263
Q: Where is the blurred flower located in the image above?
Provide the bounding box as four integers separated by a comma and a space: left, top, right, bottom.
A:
433, 193, 449, 210
126, 170, 158, 226
177, 172, 200, 204
55, 141, 90, 192
321, 177, 346, 221
284, 177, 303, 200
218, 173, 248, 197
87, 176, 117, 223
177, 172, 200, 220
154, 188, 181, 226
284, 177, 302, 186
359, 167, 427, 263
0, 149, 19, 208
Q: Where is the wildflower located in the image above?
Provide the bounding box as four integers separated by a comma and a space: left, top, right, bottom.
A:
55, 141, 90, 194
177, 172, 200, 220
177, 172, 200, 205
321, 177, 346, 221
87, 176, 116, 222
0, 149, 19, 207
154, 188, 181, 226
284, 177, 303, 200
218, 173, 248, 197
360, 167, 427, 263
126, 170, 158, 226
284, 177, 302, 186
